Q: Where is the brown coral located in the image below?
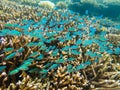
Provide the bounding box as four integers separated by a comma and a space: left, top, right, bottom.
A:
49, 66, 89, 90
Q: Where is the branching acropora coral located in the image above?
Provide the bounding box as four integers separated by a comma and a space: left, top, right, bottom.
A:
0, 0, 120, 89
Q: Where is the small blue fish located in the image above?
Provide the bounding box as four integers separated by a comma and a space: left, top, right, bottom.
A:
40, 17, 47, 25
94, 59, 99, 63
5, 52, 16, 60
0, 66, 6, 72
84, 61, 91, 65
51, 46, 56, 50
99, 46, 108, 52
4, 48, 14, 52
29, 52, 39, 57
44, 63, 53, 68
8, 30, 22, 36
97, 14, 103, 19
67, 64, 73, 70
49, 64, 59, 70
9, 68, 19, 75
5, 23, 19, 27
59, 37, 66, 42
27, 42, 38, 47
40, 69, 48, 74
23, 58, 34, 64
82, 40, 93, 46
39, 45, 47, 50
71, 45, 78, 49
114, 25, 120, 29
85, 50, 99, 57
45, 39, 53, 43
73, 31, 82, 36
85, 50, 93, 56
85, 10, 89, 15
37, 12, 42, 16
32, 23, 40, 28
22, 24, 30, 32
18, 65, 29, 70
21, 61, 32, 66
71, 50, 81, 55
67, 57, 75, 61
98, 36, 107, 41
49, 22, 55, 27
1, 29, 10, 36
28, 68, 39, 73
79, 19, 84, 22
108, 43, 113, 48
100, 31, 107, 36
36, 54, 44, 60
114, 47, 120, 55
67, 68, 76, 73
61, 46, 70, 51
17, 47, 24, 53
52, 49, 58, 56
76, 39, 82, 45
45, 48, 50, 52
68, 27, 76, 31
22, 19, 34, 24
56, 58, 66, 63
76, 63, 86, 70
27, 42, 44, 47
77, 24, 84, 29
106, 49, 113, 54
89, 27, 96, 36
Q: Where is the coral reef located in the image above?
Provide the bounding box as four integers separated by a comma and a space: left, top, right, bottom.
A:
38, 1, 55, 9
6, 74, 48, 90
0, 71, 48, 90
103, 0, 120, 5
68, 0, 120, 22
56, 1, 68, 9
106, 34, 120, 45
80, 0, 98, 5
49, 66, 89, 90
0, 0, 120, 90
9, 0, 39, 6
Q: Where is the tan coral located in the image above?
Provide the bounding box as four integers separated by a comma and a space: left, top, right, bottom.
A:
49, 66, 89, 90
106, 34, 120, 45
38, 1, 55, 9
56, 1, 68, 9
6, 73, 48, 90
